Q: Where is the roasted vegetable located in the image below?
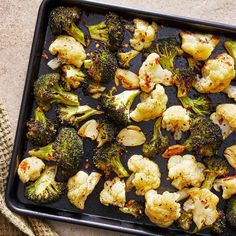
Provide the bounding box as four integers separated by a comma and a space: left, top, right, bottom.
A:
87, 12, 125, 51
49, 6, 86, 46
118, 50, 140, 68
119, 200, 143, 218
224, 41, 236, 64
26, 107, 57, 146
101, 88, 140, 127
28, 128, 84, 176
34, 73, 79, 111
114, 69, 139, 89
214, 176, 236, 199
93, 142, 129, 178
224, 145, 236, 170
58, 104, 103, 128
226, 195, 236, 229
25, 166, 66, 203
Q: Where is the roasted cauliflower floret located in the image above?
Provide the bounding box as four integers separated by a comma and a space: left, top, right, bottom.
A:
193, 53, 235, 93
67, 171, 101, 209
48, 35, 86, 69
139, 53, 172, 93
210, 103, 236, 139
17, 157, 45, 183
145, 190, 181, 228
224, 85, 236, 102
214, 176, 236, 199
127, 155, 161, 195
224, 145, 236, 170
180, 32, 219, 61
100, 177, 126, 207
183, 188, 219, 230
115, 68, 139, 89
130, 84, 168, 122
162, 105, 190, 140
167, 155, 205, 190
130, 19, 158, 51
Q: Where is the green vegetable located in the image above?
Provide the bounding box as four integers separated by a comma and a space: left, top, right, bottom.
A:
97, 120, 116, 147
224, 41, 236, 64
226, 195, 236, 229
119, 200, 143, 218
118, 50, 140, 68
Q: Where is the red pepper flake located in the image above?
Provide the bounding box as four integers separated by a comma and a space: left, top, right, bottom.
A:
47, 153, 52, 159
155, 57, 159, 65
42, 52, 48, 60
20, 161, 29, 171
85, 162, 90, 170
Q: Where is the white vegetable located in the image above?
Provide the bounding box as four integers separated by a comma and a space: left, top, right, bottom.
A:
162, 105, 190, 140
214, 176, 236, 199
193, 53, 235, 93
139, 53, 172, 93
127, 155, 161, 195
130, 84, 168, 122
183, 188, 219, 230
17, 157, 45, 183
100, 177, 126, 207
117, 126, 146, 146
224, 145, 236, 170
78, 119, 99, 140
67, 171, 101, 209
167, 155, 205, 190
180, 32, 219, 61
130, 19, 158, 51
223, 85, 236, 102
115, 69, 139, 89
48, 35, 86, 69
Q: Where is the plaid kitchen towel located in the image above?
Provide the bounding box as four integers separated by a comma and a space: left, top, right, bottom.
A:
0, 101, 58, 236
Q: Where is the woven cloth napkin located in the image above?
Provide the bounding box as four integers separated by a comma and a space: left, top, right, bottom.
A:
0, 101, 58, 236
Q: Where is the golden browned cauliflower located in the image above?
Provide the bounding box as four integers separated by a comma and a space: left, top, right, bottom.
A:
48, 35, 86, 69
130, 19, 158, 51
183, 188, 219, 230
138, 53, 172, 93
67, 171, 101, 209
145, 190, 181, 228
224, 85, 236, 102
193, 53, 235, 93
162, 105, 190, 140
127, 155, 161, 195
210, 103, 236, 139
100, 177, 126, 207
224, 145, 236, 170
17, 157, 45, 183
167, 155, 205, 190
130, 84, 168, 122
180, 32, 219, 61
214, 176, 236, 199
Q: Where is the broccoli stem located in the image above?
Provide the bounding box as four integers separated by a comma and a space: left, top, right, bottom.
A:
111, 156, 129, 178
201, 172, 217, 189
159, 55, 174, 72
34, 107, 46, 127
84, 59, 93, 69
47, 57, 62, 70
28, 144, 55, 161
121, 89, 140, 110
87, 21, 108, 42
68, 22, 86, 46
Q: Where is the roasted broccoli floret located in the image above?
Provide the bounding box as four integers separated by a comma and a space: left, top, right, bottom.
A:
224, 41, 236, 64
49, 6, 86, 46
97, 120, 116, 147
119, 200, 143, 218
178, 209, 193, 231
156, 38, 183, 71
101, 88, 140, 127
82, 76, 106, 99
25, 166, 66, 203
226, 195, 236, 229
184, 117, 223, 157
58, 104, 103, 128
61, 65, 85, 91
28, 128, 84, 176
201, 155, 229, 189
93, 142, 129, 178
88, 48, 118, 83
210, 211, 226, 234
34, 73, 79, 111
118, 50, 140, 68
26, 107, 57, 146
173, 68, 196, 97
179, 95, 210, 117
87, 12, 125, 51
142, 117, 169, 158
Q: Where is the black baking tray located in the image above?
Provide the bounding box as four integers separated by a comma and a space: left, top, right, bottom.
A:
6, 0, 236, 235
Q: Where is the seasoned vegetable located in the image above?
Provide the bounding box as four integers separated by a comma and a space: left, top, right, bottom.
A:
119, 200, 143, 218
224, 145, 236, 170
115, 69, 139, 89
214, 176, 236, 199
26, 107, 57, 146
101, 88, 140, 127
93, 142, 129, 178
78, 119, 99, 140
49, 6, 86, 46
25, 166, 66, 203
118, 50, 140, 68
224, 40, 236, 63
34, 73, 79, 111
226, 195, 236, 229
224, 85, 236, 102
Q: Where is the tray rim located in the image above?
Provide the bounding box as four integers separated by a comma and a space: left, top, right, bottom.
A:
6, 0, 236, 235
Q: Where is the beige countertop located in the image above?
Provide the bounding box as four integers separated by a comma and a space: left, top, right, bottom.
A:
0, 0, 235, 235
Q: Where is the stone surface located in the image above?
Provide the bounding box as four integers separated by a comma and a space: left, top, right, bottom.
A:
0, 0, 235, 235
